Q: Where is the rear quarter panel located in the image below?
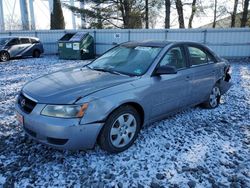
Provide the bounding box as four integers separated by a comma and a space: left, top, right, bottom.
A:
214, 61, 228, 82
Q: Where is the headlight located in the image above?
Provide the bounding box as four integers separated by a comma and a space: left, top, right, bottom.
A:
41, 103, 88, 118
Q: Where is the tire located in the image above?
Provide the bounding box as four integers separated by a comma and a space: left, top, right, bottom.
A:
203, 84, 221, 109
0, 51, 10, 62
98, 105, 141, 153
32, 50, 41, 58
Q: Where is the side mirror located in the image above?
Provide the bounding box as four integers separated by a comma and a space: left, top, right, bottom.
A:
154, 65, 177, 75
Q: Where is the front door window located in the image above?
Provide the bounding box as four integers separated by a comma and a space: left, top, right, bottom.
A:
159, 47, 186, 69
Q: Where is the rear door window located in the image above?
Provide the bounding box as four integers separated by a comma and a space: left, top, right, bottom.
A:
188, 46, 214, 66
20, 38, 30, 44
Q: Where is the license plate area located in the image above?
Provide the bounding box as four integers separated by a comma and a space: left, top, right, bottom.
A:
16, 111, 24, 126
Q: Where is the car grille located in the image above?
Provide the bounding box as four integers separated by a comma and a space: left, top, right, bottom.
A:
18, 93, 37, 114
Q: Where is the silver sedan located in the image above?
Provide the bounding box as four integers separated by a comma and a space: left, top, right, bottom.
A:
15, 41, 231, 153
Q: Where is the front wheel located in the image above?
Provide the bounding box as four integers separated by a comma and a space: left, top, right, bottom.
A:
98, 106, 141, 153
0, 51, 10, 62
203, 84, 221, 108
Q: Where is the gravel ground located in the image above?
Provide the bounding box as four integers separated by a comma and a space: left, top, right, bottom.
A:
0, 56, 250, 188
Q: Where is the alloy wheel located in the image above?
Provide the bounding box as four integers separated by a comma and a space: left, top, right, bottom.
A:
0, 52, 9, 62
209, 86, 221, 108
110, 113, 137, 148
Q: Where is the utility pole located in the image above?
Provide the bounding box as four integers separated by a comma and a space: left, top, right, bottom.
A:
0, 0, 4, 31
20, 0, 30, 30
70, 0, 76, 29
48, 0, 54, 13
80, 0, 86, 28
29, 0, 36, 30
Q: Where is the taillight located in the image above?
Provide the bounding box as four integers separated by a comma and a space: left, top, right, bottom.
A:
224, 65, 231, 82
224, 65, 230, 73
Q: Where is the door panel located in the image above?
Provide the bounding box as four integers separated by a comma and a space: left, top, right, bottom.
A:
187, 46, 216, 105
17, 38, 32, 57
189, 64, 215, 104
7, 38, 21, 57
148, 46, 192, 120
149, 69, 192, 120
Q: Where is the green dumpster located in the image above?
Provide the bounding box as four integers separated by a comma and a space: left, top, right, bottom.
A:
58, 32, 95, 60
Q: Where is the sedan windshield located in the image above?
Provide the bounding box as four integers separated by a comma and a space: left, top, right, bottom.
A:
88, 45, 162, 76
0, 38, 9, 45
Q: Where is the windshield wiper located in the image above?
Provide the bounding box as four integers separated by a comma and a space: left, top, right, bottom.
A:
91, 67, 121, 75
87, 66, 135, 77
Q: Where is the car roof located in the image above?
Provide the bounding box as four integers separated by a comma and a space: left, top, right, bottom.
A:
122, 40, 171, 48
122, 40, 205, 48
0, 36, 39, 40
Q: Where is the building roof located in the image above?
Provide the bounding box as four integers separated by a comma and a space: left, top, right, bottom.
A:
200, 11, 250, 28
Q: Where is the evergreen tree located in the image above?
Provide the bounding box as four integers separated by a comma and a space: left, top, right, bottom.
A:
241, 0, 249, 27
50, 0, 65, 29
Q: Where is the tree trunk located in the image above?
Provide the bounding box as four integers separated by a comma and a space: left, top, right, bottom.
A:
188, 0, 197, 28
231, 0, 238, 27
119, 0, 142, 29
50, 0, 65, 29
119, 0, 131, 28
175, 0, 185, 28
212, 0, 217, 28
97, 7, 103, 29
80, 0, 86, 29
165, 0, 171, 28
145, 0, 149, 28
241, 0, 249, 27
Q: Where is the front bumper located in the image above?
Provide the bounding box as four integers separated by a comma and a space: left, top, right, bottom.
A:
15, 102, 103, 150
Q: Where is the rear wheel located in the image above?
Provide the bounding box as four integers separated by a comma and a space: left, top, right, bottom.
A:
203, 84, 221, 108
98, 105, 141, 153
0, 51, 10, 62
32, 50, 41, 58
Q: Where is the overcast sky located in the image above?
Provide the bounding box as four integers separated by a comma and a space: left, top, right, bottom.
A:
1, 0, 243, 30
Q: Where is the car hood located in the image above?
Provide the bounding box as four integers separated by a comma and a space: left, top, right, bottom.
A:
22, 67, 138, 104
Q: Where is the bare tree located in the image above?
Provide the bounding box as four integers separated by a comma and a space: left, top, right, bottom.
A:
145, 0, 164, 29
241, 0, 249, 27
165, 0, 171, 28
175, 0, 185, 28
212, 0, 217, 28
188, 0, 197, 28
145, 0, 149, 28
50, 0, 65, 29
231, 0, 238, 27
118, 0, 144, 28
4, 14, 22, 30
64, 0, 144, 29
